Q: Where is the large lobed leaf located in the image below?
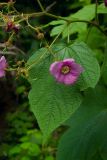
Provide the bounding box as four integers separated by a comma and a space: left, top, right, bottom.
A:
27, 47, 82, 138
27, 42, 100, 138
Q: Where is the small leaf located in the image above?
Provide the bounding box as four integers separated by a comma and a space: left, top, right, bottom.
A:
62, 22, 87, 38
45, 156, 54, 160
50, 4, 95, 38
50, 24, 66, 37
69, 4, 95, 21
9, 145, 21, 155
21, 157, 30, 160
49, 20, 66, 25
98, 3, 107, 14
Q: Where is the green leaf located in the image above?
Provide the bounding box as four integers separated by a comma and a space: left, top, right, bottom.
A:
50, 3, 107, 38
21, 157, 30, 160
98, 3, 107, 14
9, 145, 21, 155
62, 22, 87, 38
50, 24, 67, 37
27, 42, 100, 138
57, 85, 107, 160
50, 4, 96, 38
20, 142, 31, 149
45, 156, 54, 160
78, 27, 105, 49
50, 20, 86, 38
49, 20, 66, 37
27, 47, 82, 138
101, 40, 107, 85
29, 82, 82, 139
49, 20, 66, 25
79, 0, 91, 5
69, 4, 95, 21
20, 142, 41, 156
28, 143, 41, 156
16, 86, 26, 94
53, 42, 100, 90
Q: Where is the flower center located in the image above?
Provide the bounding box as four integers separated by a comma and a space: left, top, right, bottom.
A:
61, 66, 70, 74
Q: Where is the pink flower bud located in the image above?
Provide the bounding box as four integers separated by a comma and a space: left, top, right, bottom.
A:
5, 21, 14, 32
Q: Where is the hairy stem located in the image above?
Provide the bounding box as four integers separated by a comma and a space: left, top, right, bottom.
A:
16, 11, 106, 36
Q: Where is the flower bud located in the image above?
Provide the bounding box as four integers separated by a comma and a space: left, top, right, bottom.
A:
36, 32, 44, 40
5, 21, 14, 32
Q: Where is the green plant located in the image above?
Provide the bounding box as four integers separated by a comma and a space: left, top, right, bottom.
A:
1, 0, 107, 159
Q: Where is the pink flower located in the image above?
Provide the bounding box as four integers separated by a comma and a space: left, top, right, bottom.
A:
0, 56, 7, 78
104, 0, 107, 6
50, 58, 84, 85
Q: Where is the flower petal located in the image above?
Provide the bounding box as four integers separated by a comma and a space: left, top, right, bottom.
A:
50, 61, 63, 76
70, 62, 84, 76
0, 56, 7, 69
63, 58, 75, 63
63, 74, 78, 85
63, 58, 75, 67
56, 74, 65, 83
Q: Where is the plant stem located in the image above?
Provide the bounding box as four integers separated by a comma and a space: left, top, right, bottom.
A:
45, 12, 69, 22
27, 31, 62, 70
2, 8, 107, 36
67, 25, 70, 43
45, 12, 107, 36
37, 0, 45, 12
23, 11, 106, 36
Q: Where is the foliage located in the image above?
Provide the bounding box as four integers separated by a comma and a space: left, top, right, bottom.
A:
0, 81, 56, 160
0, 128, 56, 160
0, 0, 107, 160
57, 85, 107, 160
27, 42, 100, 139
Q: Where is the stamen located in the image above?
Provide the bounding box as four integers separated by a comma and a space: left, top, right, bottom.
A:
61, 66, 70, 74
